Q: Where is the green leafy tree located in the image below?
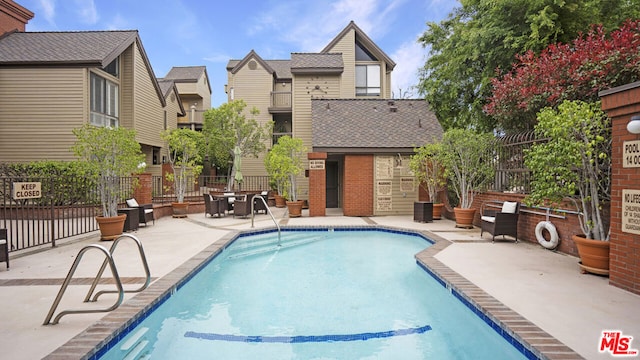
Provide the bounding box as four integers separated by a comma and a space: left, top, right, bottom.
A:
202, 100, 272, 190
264, 136, 306, 201
409, 142, 446, 203
161, 128, 204, 203
524, 100, 610, 240
418, 0, 640, 131
71, 124, 144, 217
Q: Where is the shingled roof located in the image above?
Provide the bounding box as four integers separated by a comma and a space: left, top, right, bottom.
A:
312, 99, 442, 153
0, 30, 139, 67
291, 53, 343, 74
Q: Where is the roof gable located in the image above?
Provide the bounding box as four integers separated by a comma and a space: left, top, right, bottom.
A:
321, 21, 396, 70
164, 65, 212, 94
229, 50, 275, 76
157, 79, 186, 116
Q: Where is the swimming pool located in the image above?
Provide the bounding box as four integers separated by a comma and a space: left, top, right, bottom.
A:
96, 228, 532, 359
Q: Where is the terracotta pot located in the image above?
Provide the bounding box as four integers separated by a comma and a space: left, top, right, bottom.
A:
286, 200, 304, 218
274, 194, 286, 208
453, 207, 475, 229
171, 202, 189, 218
96, 214, 126, 241
572, 234, 610, 276
433, 203, 444, 220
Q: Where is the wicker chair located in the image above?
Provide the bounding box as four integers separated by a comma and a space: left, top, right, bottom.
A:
0, 228, 8, 270
203, 194, 225, 217
480, 201, 520, 243
125, 198, 155, 226
253, 191, 269, 214
233, 194, 252, 218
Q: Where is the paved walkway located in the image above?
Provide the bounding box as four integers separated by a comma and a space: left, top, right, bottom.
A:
0, 208, 638, 359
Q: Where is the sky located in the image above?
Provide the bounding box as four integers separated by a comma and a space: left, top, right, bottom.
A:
18, 0, 459, 107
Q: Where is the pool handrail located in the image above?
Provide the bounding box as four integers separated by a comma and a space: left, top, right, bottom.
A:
251, 195, 281, 245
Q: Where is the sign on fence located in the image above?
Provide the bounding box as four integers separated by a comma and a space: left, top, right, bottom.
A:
12, 182, 42, 200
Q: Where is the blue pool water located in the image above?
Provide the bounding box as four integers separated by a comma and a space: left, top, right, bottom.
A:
99, 229, 528, 359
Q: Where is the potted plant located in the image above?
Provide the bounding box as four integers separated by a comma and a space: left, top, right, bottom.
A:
71, 124, 145, 240
264, 136, 306, 217
525, 100, 611, 274
161, 128, 204, 218
439, 128, 495, 228
410, 142, 446, 219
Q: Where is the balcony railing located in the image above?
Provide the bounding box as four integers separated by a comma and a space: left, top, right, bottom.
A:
269, 91, 292, 112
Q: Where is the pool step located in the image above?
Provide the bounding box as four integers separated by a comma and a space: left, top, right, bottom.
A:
121, 327, 150, 360
226, 233, 325, 259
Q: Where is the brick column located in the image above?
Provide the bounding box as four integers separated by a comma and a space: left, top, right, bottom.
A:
307, 152, 327, 217
600, 83, 640, 296
133, 173, 152, 205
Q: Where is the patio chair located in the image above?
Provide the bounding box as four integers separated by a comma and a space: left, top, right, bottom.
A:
0, 228, 8, 270
125, 198, 155, 226
233, 194, 252, 218
253, 191, 269, 214
480, 201, 520, 243
203, 194, 225, 218
223, 192, 236, 212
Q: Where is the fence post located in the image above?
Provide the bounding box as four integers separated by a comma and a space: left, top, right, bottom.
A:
50, 177, 56, 247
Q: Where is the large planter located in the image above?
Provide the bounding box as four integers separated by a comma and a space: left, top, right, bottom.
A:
572, 234, 610, 276
286, 200, 304, 218
96, 214, 126, 241
433, 203, 444, 220
274, 194, 286, 208
453, 207, 475, 229
171, 202, 189, 218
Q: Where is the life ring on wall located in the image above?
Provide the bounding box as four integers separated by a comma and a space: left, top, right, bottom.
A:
535, 221, 559, 249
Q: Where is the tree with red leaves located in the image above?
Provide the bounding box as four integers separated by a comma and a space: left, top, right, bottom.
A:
486, 19, 640, 132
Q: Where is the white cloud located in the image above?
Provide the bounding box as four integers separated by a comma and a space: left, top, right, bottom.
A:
390, 36, 426, 99
38, 0, 56, 26
75, 0, 98, 25
203, 53, 233, 63
105, 14, 130, 30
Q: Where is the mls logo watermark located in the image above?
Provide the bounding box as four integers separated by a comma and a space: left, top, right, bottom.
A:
599, 330, 638, 356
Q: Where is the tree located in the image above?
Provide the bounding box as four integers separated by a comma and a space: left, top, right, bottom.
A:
202, 100, 273, 190
486, 20, 640, 131
264, 136, 306, 201
161, 128, 203, 203
409, 142, 446, 203
524, 100, 611, 241
417, 0, 640, 131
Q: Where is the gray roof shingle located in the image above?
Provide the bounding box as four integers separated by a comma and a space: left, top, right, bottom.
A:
291, 53, 343, 74
312, 99, 442, 152
163, 66, 206, 82
0, 30, 138, 66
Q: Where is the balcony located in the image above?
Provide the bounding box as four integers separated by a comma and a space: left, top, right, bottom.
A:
269, 91, 292, 113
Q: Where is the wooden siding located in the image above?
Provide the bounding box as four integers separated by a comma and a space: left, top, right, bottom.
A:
291, 74, 342, 199
0, 67, 86, 162
132, 44, 165, 148
325, 28, 356, 98
230, 58, 274, 177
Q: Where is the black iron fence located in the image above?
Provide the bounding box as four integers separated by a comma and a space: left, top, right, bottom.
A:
151, 175, 271, 204
491, 131, 543, 194
0, 176, 137, 252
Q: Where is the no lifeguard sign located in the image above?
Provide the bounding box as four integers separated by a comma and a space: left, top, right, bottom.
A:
12, 182, 42, 200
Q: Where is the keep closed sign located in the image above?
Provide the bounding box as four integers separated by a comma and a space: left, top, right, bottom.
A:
12, 182, 42, 200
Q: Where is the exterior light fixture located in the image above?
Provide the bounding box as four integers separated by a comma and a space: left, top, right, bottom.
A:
628, 115, 640, 134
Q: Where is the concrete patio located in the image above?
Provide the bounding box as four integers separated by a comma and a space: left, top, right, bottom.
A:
0, 207, 638, 359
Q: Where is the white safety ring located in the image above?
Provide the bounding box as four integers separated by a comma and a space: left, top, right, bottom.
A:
535, 221, 559, 249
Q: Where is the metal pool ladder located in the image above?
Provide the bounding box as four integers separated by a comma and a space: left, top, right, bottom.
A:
251, 195, 281, 245
43, 233, 151, 325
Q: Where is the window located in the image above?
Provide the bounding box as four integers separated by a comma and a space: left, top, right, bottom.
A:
356, 64, 380, 96
90, 72, 119, 127
272, 116, 292, 145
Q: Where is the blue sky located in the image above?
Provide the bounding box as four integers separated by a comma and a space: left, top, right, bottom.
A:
18, 0, 458, 107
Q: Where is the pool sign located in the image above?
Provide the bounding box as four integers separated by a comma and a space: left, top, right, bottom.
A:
622, 189, 640, 235
623, 140, 640, 168
12, 182, 42, 200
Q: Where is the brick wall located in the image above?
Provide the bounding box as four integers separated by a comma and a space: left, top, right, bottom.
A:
0, 1, 33, 34
343, 154, 373, 216
308, 152, 327, 217
133, 173, 152, 205
600, 83, 640, 296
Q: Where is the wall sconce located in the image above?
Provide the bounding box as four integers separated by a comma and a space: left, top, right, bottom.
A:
628, 115, 640, 134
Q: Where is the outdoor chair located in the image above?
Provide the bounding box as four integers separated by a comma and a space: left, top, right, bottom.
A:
233, 194, 252, 218
125, 198, 155, 226
253, 191, 269, 214
203, 194, 225, 218
224, 192, 236, 211
481, 201, 520, 242
0, 228, 8, 270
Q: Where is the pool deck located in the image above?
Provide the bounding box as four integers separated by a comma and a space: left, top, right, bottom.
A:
1, 207, 638, 359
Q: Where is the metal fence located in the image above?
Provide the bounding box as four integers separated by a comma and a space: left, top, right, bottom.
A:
151, 175, 271, 203
0, 176, 137, 252
491, 131, 544, 194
